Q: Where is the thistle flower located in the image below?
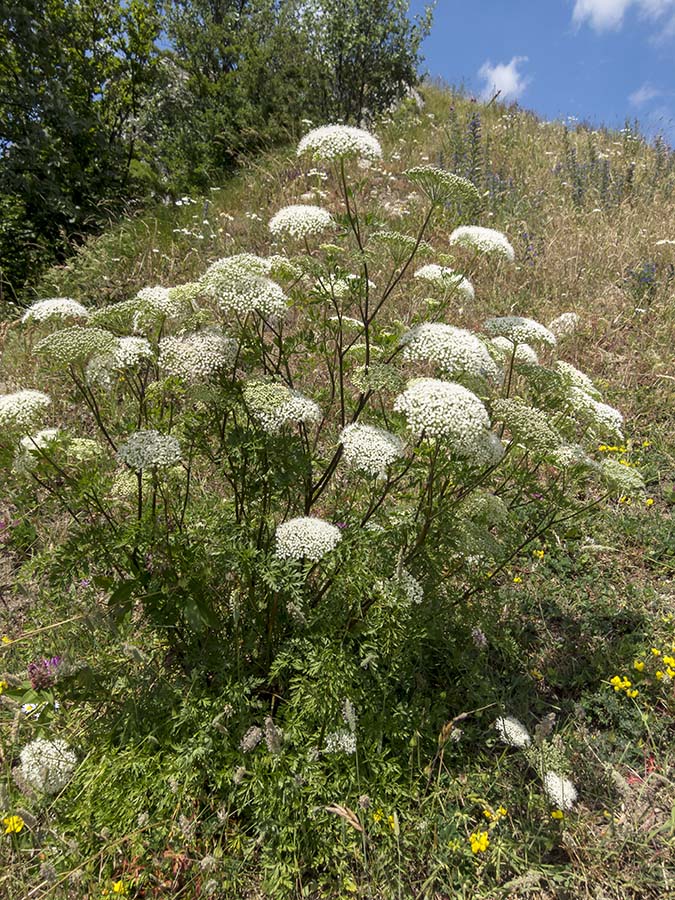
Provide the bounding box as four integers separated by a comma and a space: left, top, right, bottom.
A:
542, 771, 578, 810
117, 430, 182, 471
401, 323, 499, 382
449, 226, 515, 261
0, 390, 51, 433
548, 312, 580, 337
158, 332, 238, 381
484, 316, 556, 347
495, 715, 531, 748
19, 738, 77, 794
243, 380, 321, 432
406, 166, 482, 208
339, 423, 404, 478
414, 264, 475, 301
297, 124, 382, 161
275, 516, 342, 562
269, 204, 334, 240
393, 378, 491, 457
35, 327, 117, 366
21, 297, 89, 324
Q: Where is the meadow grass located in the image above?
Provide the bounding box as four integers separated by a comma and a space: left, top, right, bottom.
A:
1, 85, 674, 899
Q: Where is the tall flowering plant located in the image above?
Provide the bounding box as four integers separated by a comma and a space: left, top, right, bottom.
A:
1, 124, 643, 704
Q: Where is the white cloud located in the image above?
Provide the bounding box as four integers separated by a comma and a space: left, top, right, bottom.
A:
478, 57, 530, 102
629, 83, 662, 105
573, 0, 675, 31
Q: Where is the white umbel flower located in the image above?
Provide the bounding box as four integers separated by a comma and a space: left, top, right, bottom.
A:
567, 387, 624, 439
158, 332, 238, 381
324, 728, 357, 754
548, 312, 580, 338
414, 264, 475, 301
495, 715, 531, 749
449, 226, 515, 261
243, 381, 321, 432
14, 428, 60, 473
555, 361, 600, 398
35, 326, 117, 366
484, 316, 557, 347
0, 390, 51, 433
275, 516, 342, 562
21, 297, 89, 324
401, 323, 499, 382
20, 738, 77, 794
340, 423, 404, 478
269, 204, 334, 240
117, 430, 182, 471
135, 285, 183, 318
542, 771, 578, 810
490, 336, 539, 366
393, 378, 490, 455
86, 337, 154, 386
200, 256, 287, 319
297, 124, 382, 161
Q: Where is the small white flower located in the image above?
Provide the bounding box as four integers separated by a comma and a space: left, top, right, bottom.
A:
567, 387, 624, 439
484, 316, 556, 347
20, 738, 77, 794
243, 381, 321, 432
117, 430, 182, 471
543, 771, 578, 810
21, 297, 89, 324
449, 226, 515, 261
158, 332, 238, 381
548, 312, 580, 338
324, 728, 357, 754
414, 264, 475, 302
490, 336, 539, 366
275, 516, 342, 562
495, 715, 531, 749
297, 124, 382, 161
340, 423, 404, 478
269, 204, 333, 240
0, 390, 51, 433
401, 323, 499, 382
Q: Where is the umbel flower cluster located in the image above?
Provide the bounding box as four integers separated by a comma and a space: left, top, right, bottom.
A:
414, 264, 475, 302
297, 124, 383, 161
21, 296, 89, 324
269, 204, 334, 240
117, 431, 182, 471
275, 516, 342, 562
19, 738, 77, 794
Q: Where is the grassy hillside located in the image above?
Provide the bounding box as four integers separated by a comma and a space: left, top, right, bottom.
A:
1, 85, 674, 899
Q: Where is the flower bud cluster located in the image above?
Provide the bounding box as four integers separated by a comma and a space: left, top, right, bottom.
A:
35, 327, 117, 366
243, 381, 321, 432
117, 430, 182, 471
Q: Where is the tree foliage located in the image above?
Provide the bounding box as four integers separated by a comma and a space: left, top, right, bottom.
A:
0, 0, 431, 302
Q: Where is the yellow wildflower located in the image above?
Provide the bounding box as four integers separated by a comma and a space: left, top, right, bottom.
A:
656, 670, 664, 680
387, 814, 396, 831
626, 689, 639, 698
3, 815, 24, 834
667, 667, 675, 678
111, 881, 127, 895
551, 810, 564, 820
642, 440, 651, 448
1, 636, 11, 645
662, 655, 675, 667
651, 648, 661, 656
0, 679, 8, 694
469, 830, 490, 854
633, 660, 645, 672
513, 575, 523, 584
497, 806, 507, 816
532, 549, 545, 559
483, 809, 493, 820
645, 498, 654, 507
372, 809, 383, 823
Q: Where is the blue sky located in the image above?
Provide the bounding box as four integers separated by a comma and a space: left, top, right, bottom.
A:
409, 0, 675, 142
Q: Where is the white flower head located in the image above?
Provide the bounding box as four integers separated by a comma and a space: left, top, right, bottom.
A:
495, 715, 531, 749
269, 204, 333, 240
414, 264, 475, 302
21, 297, 89, 324
548, 312, 580, 338
401, 323, 499, 382
20, 738, 77, 794
86, 337, 154, 386
393, 378, 490, 459
200, 255, 286, 319
14, 428, 60, 472
297, 124, 382, 161
340, 423, 404, 478
243, 381, 321, 433
324, 728, 357, 754
35, 326, 117, 366
543, 771, 578, 810
490, 336, 539, 366
158, 332, 238, 381
555, 361, 600, 398
275, 516, 342, 562
0, 390, 51, 433
117, 430, 182, 471
484, 316, 556, 347
567, 387, 624, 439
449, 226, 515, 261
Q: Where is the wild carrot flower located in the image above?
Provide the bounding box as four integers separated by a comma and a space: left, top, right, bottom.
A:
269, 205, 334, 240
297, 125, 382, 161
542, 771, 577, 810
450, 226, 515, 261
275, 517, 342, 562
495, 715, 531, 748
